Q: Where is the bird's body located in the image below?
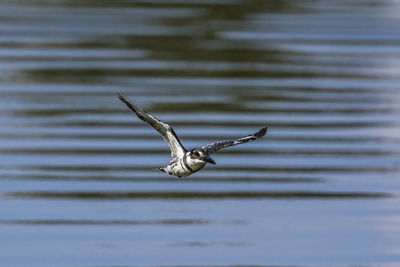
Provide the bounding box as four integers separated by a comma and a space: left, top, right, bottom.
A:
159, 152, 207, 177
118, 93, 267, 177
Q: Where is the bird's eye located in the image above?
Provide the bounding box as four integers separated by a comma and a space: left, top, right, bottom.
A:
193, 151, 200, 156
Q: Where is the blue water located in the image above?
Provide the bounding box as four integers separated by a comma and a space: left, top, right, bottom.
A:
1, 0, 400, 266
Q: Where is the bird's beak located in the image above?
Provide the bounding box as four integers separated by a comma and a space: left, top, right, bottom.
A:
203, 155, 216, 165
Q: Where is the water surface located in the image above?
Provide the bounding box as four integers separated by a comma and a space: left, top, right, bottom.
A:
1, 0, 400, 266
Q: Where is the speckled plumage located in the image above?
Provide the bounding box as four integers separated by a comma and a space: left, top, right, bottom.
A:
118, 93, 267, 177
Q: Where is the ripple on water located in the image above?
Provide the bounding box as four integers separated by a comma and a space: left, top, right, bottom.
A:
1, 0, 400, 266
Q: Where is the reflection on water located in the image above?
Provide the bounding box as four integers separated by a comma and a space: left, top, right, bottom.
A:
0, 219, 212, 226
1, 0, 400, 266
6, 191, 391, 200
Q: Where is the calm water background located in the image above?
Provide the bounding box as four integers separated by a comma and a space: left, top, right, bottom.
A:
1, 0, 400, 266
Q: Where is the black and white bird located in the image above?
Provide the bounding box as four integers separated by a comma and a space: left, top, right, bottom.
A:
118, 93, 267, 177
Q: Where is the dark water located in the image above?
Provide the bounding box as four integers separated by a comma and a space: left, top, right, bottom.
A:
1, 0, 400, 266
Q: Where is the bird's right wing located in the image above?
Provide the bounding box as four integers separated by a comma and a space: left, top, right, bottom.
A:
118, 93, 186, 158
201, 127, 267, 154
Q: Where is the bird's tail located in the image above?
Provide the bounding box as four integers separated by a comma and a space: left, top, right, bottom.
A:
154, 167, 167, 173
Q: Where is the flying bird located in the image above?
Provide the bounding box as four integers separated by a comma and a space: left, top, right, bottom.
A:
118, 93, 267, 177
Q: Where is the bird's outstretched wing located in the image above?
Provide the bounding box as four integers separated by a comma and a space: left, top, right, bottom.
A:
118, 93, 186, 158
201, 127, 267, 154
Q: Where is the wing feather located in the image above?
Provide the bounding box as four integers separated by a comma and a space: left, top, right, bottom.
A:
201, 127, 267, 154
118, 93, 186, 157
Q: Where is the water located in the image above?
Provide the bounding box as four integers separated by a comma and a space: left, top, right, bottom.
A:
1, 0, 400, 266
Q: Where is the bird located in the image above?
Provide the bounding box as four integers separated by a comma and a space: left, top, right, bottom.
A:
118, 93, 267, 178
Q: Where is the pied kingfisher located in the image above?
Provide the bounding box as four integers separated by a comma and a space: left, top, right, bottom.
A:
118, 93, 267, 177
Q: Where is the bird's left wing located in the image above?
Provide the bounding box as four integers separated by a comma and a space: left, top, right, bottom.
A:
118, 93, 186, 158
201, 127, 267, 154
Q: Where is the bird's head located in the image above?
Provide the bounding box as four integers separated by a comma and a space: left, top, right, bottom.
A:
190, 149, 216, 165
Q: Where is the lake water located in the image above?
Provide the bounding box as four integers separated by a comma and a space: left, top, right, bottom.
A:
1, 0, 400, 266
